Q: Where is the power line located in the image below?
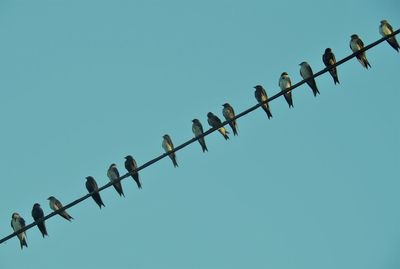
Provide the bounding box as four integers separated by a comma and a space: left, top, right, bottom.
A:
1, 28, 399, 246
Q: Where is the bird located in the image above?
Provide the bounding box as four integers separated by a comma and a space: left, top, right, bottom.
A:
322, 48, 340, 84
254, 85, 273, 119
279, 72, 294, 108
350, 34, 371, 69
107, 163, 125, 196
222, 103, 238, 136
85, 176, 105, 209
11, 213, 28, 249
207, 112, 229, 140
299, 61, 320, 97
162, 134, 178, 167
124, 155, 142, 188
48, 196, 74, 221
31, 203, 48, 237
379, 20, 399, 52
192, 119, 208, 152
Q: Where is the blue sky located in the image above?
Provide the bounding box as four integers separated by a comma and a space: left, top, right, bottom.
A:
0, 1, 399, 268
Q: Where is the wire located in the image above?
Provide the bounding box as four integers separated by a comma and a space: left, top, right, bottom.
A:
1, 28, 399, 246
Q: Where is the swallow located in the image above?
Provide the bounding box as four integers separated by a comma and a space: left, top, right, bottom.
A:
350, 34, 371, 69
254, 85, 272, 119
107, 163, 125, 196
299, 62, 320, 97
86, 176, 105, 209
31, 203, 48, 237
48, 196, 73, 221
192, 119, 208, 152
222, 103, 238, 136
322, 48, 340, 84
162, 134, 178, 167
207, 112, 229, 140
124, 155, 142, 188
11, 213, 28, 249
279, 72, 294, 108
379, 20, 399, 52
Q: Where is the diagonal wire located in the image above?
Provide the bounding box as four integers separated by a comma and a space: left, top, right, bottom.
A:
1, 29, 399, 246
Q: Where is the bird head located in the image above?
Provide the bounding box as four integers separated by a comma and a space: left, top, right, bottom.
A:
351, 34, 358, 39
47, 196, 54, 201
325, 48, 332, 53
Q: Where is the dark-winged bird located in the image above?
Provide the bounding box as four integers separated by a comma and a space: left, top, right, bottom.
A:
222, 103, 238, 136
350, 34, 371, 69
299, 61, 320, 97
86, 176, 105, 209
279, 72, 294, 108
379, 20, 399, 52
32, 203, 48, 237
11, 212, 28, 249
322, 48, 340, 84
48, 196, 73, 221
254, 85, 272, 119
192, 119, 208, 152
107, 163, 125, 196
124, 155, 142, 188
162, 135, 178, 167
207, 112, 229, 140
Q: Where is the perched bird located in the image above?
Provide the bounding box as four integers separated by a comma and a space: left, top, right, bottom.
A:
31, 203, 48, 237
222, 103, 238, 136
192, 119, 208, 152
48, 196, 73, 221
299, 62, 320, 97
322, 48, 340, 84
107, 163, 125, 196
162, 134, 178, 167
11, 213, 27, 249
124, 155, 142, 188
207, 112, 229, 140
279, 72, 294, 108
254, 85, 272, 119
350, 34, 371, 69
85, 176, 105, 209
379, 20, 399, 52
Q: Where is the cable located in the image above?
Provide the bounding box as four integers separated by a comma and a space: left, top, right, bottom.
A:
1, 28, 399, 246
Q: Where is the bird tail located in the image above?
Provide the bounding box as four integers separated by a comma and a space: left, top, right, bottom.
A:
201, 143, 208, 152
334, 75, 340, 85
388, 39, 400, 52
172, 156, 179, 168
262, 106, 272, 119
232, 127, 238, 136
20, 237, 28, 249
314, 88, 320, 97
137, 180, 142, 189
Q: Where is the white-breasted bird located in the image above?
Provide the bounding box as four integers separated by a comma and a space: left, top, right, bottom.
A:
222, 103, 238, 136
254, 85, 272, 119
11, 212, 28, 249
350, 34, 371, 69
192, 119, 208, 152
207, 112, 229, 140
107, 163, 125, 196
48, 196, 74, 221
379, 20, 399, 52
299, 61, 320, 97
162, 134, 178, 167
279, 72, 294, 108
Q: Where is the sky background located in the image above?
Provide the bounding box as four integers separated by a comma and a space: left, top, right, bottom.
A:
0, 1, 399, 268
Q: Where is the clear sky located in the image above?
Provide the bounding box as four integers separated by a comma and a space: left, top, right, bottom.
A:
0, 1, 399, 268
